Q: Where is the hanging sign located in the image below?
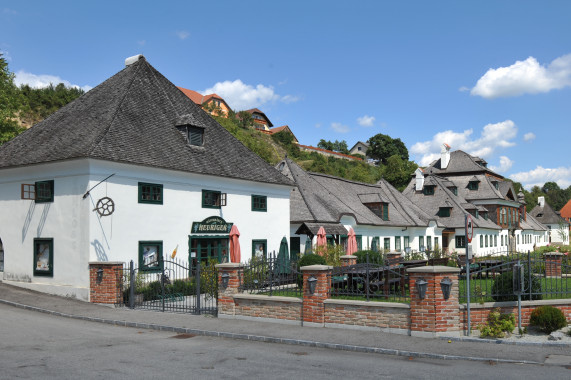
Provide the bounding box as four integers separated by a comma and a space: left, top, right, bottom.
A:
191, 216, 233, 234
465, 214, 474, 243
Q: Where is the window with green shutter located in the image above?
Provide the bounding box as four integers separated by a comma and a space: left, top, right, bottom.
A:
384, 237, 390, 250
423, 186, 435, 195
202, 190, 226, 208
468, 181, 479, 190
404, 236, 410, 248
35, 180, 54, 203
34, 238, 53, 277
395, 236, 401, 251
419, 236, 424, 251
138, 182, 163, 204
139, 241, 163, 272
456, 236, 466, 248
251, 195, 267, 212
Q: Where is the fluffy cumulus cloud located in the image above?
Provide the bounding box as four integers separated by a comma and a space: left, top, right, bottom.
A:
410, 120, 517, 166
510, 166, 571, 190
331, 122, 350, 133
471, 54, 571, 98
357, 115, 375, 127
523, 132, 536, 142
489, 156, 514, 173
14, 71, 92, 92
203, 79, 297, 110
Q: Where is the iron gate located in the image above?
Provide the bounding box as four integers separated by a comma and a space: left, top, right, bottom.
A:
118, 258, 218, 315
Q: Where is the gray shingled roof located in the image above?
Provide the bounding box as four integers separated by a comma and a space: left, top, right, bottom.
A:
277, 158, 432, 227
529, 201, 570, 226
0, 57, 293, 187
402, 175, 501, 230
424, 150, 500, 177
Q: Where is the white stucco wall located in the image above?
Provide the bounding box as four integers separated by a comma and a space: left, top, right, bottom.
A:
0, 159, 291, 300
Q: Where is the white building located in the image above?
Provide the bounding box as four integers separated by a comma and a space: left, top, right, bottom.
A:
0, 55, 293, 300
530, 197, 570, 244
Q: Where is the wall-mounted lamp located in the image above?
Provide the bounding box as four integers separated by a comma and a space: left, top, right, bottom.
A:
440, 277, 452, 300
221, 273, 230, 289
416, 277, 428, 300
96, 268, 104, 284
307, 276, 318, 295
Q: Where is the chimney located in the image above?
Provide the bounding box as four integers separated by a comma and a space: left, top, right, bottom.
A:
538, 196, 545, 208
125, 54, 144, 66
415, 168, 424, 191
441, 143, 451, 169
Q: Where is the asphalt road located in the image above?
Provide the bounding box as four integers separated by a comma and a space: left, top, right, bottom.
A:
1, 303, 569, 379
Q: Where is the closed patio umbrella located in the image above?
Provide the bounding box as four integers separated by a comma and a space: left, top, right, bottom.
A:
316, 226, 327, 255
229, 225, 241, 263
347, 228, 358, 255
277, 236, 290, 274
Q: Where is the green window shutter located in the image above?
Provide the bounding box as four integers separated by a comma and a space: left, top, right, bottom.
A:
251, 195, 267, 212
35, 180, 54, 203
356, 235, 362, 250
202, 190, 222, 209
427, 236, 432, 250
384, 238, 390, 250
395, 236, 401, 251
139, 241, 163, 272
138, 182, 163, 204
382, 203, 389, 221
404, 236, 410, 248
419, 236, 424, 251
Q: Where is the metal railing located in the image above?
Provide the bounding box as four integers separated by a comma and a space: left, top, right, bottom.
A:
240, 251, 302, 297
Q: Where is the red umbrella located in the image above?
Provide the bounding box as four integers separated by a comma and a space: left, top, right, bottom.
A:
316, 226, 327, 254
347, 228, 358, 255
229, 225, 241, 263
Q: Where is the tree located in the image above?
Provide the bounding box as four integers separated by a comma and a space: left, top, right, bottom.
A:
367, 133, 409, 164
235, 110, 253, 129
0, 53, 24, 145
317, 139, 349, 154
380, 155, 418, 191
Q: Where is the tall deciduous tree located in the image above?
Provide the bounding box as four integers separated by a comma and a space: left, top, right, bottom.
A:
0, 53, 24, 144
367, 133, 409, 164
317, 139, 349, 154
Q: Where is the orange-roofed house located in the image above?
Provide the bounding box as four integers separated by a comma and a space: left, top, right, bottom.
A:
560, 198, 571, 223
244, 108, 273, 131
269, 125, 299, 144
177, 87, 231, 117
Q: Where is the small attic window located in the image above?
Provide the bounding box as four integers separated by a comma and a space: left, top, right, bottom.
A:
188, 126, 204, 146
492, 181, 499, 190
423, 185, 435, 195
467, 181, 479, 191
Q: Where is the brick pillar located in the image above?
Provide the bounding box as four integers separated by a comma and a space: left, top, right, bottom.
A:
386, 251, 402, 262
89, 262, 124, 304
340, 255, 357, 267
216, 263, 244, 316
544, 252, 563, 277
301, 265, 332, 327
408, 266, 461, 337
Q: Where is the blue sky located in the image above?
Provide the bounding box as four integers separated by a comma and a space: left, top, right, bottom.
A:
2, 1, 570, 189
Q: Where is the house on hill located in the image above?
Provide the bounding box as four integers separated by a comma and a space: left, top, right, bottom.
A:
177, 87, 231, 117
268, 125, 299, 144
349, 141, 369, 157
530, 197, 570, 244
403, 144, 547, 256
0, 55, 293, 300
244, 108, 273, 131
276, 158, 440, 257
560, 198, 571, 223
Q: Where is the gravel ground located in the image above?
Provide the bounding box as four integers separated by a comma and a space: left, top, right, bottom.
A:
477, 325, 571, 345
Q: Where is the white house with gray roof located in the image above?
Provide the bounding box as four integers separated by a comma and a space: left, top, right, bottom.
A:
0, 55, 293, 300
403, 144, 547, 256
529, 196, 569, 244
276, 158, 441, 256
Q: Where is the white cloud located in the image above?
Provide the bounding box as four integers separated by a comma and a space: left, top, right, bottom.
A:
510, 166, 571, 190
203, 79, 297, 110
137, 40, 146, 46
411, 120, 517, 166
471, 54, 571, 98
14, 70, 92, 92
458, 86, 470, 92
357, 115, 375, 127
314, 123, 322, 129
523, 132, 536, 142
331, 122, 350, 133
489, 156, 514, 173
176, 31, 190, 40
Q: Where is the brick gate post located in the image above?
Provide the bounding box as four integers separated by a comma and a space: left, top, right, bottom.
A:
407, 266, 461, 337
301, 265, 332, 327
89, 262, 124, 304
340, 255, 357, 267
544, 252, 563, 277
216, 263, 244, 316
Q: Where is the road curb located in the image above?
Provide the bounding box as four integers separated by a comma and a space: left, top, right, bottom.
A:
0, 298, 546, 365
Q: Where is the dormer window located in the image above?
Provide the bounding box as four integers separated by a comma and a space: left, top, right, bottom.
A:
492, 181, 499, 190
438, 207, 451, 217
176, 123, 205, 146
449, 186, 457, 196
423, 185, 435, 195
482, 212, 488, 220
467, 181, 479, 190
364, 202, 389, 221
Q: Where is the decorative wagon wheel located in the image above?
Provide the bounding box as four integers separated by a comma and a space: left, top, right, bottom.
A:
94, 197, 115, 216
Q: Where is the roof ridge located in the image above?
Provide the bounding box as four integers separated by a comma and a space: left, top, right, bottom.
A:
88, 61, 143, 155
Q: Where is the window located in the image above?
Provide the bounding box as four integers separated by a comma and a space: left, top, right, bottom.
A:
139, 241, 163, 272
35, 180, 54, 203
456, 236, 466, 248
485, 235, 489, 248
34, 238, 53, 277
202, 190, 226, 208
251, 195, 267, 212
188, 126, 204, 146
480, 235, 483, 248
356, 235, 363, 250
517, 235, 520, 244
492, 181, 499, 190
371, 236, 380, 251
427, 236, 432, 251
252, 240, 267, 259
384, 238, 390, 250
482, 212, 488, 220
501, 235, 504, 246
419, 236, 425, 251
395, 236, 401, 251
364, 202, 389, 221
494, 235, 497, 247
438, 207, 451, 217
423, 186, 435, 195
404, 236, 410, 248
138, 182, 163, 204
434, 237, 439, 250
467, 181, 479, 191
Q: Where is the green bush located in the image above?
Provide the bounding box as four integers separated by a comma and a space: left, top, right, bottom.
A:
529, 306, 568, 333
491, 269, 542, 302
478, 308, 516, 338
171, 279, 195, 295
354, 250, 384, 264
298, 253, 327, 267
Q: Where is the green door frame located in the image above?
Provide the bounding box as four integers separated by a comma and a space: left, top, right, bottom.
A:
188, 235, 229, 264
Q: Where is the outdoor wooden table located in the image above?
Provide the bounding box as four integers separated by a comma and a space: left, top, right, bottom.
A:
477, 259, 504, 278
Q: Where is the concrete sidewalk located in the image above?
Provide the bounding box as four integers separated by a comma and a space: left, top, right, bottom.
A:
0, 282, 569, 365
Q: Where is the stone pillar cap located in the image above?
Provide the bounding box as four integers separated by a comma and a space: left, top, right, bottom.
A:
215, 263, 245, 269
340, 255, 357, 259
407, 265, 460, 274
301, 265, 333, 271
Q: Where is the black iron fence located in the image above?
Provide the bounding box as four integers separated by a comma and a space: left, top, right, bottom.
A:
459, 250, 571, 304
330, 252, 410, 303
239, 251, 302, 297
117, 258, 218, 315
